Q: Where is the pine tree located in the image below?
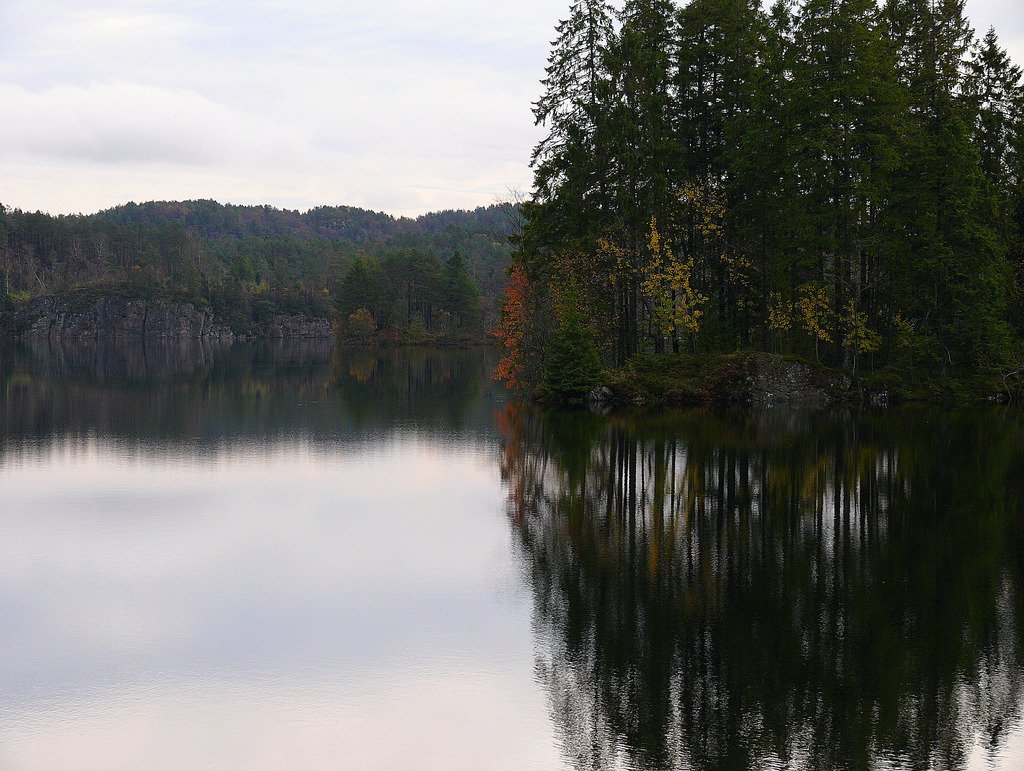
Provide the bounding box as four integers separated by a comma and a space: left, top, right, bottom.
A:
441, 250, 483, 329
529, 0, 616, 251
540, 282, 603, 401
791, 0, 903, 367
883, 0, 1012, 371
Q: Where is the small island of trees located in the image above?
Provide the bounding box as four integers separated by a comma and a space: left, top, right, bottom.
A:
495, 0, 1024, 401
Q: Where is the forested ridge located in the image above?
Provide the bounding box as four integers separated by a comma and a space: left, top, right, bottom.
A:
0, 200, 518, 337
497, 0, 1024, 398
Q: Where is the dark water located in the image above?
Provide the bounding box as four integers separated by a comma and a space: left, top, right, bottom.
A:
0, 342, 1022, 769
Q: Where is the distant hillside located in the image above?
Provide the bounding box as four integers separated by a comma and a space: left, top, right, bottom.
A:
94, 200, 521, 243
0, 200, 521, 336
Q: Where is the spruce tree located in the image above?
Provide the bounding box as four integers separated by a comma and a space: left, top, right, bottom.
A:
529, 0, 616, 252
674, 0, 761, 346
730, 0, 809, 348
0, 206, 10, 313
968, 28, 1024, 195
603, 0, 679, 360
883, 0, 1012, 371
674, 0, 760, 182
791, 0, 903, 367
338, 256, 376, 319
441, 251, 483, 329
540, 282, 603, 401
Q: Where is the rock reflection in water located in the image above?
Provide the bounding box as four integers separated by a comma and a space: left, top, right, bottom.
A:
17, 335, 235, 380
498, 405, 1024, 770
0, 343, 500, 451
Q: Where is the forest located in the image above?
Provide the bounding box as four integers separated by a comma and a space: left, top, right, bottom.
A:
0, 200, 517, 338
496, 0, 1024, 398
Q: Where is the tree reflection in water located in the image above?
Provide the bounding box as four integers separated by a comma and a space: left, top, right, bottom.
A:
0, 341, 500, 450
498, 405, 1024, 770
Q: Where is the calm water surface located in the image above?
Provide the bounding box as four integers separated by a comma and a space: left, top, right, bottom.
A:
0, 341, 1022, 770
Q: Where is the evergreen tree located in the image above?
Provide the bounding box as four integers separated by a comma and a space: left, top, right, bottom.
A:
338, 256, 377, 319
966, 29, 1024, 333
0, 205, 10, 313
603, 0, 679, 360
510, 0, 1024, 390
540, 282, 603, 401
674, 0, 761, 346
791, 0, 903, 365
674, 0, 760, 182
441, 250, 483, 329
0, 267, 11, 313
730, 0, 809, 348
968, 28, 1024, 195
883, 0, 1012, 370
528, 0, 616, 254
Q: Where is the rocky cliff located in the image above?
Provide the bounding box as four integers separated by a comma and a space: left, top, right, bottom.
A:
2, 296, 333, 343
238, 315, 334, 341
6, 296, 232, 343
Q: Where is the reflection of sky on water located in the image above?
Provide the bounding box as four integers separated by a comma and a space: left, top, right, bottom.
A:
0, 438, 558, 769
5, 340, 1024, 770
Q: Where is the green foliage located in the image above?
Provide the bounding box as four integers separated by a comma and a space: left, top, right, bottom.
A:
539, 283, 603, 401
345, 308, 377, 343
0, 269, 13, 313
511, 0, 1024, 394
0, 202, 501, 338
441, 251, 483, 330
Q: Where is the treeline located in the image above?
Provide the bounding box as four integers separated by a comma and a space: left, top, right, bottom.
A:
0, 201, 518, 336
499, 0, 1024, 392
97, 199, 518, 243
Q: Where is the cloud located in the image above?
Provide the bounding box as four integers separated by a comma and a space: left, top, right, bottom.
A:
0, 1, 556, 215
0, 0, 1020, 216
0, 83, 306, 167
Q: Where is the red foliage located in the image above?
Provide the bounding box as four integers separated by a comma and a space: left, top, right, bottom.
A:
492, 265, 531, 389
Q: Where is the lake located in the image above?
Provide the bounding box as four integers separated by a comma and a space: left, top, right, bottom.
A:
0, 342, 1022, 770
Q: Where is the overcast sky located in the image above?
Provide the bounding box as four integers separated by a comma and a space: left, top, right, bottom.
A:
1, 0, 1021, 217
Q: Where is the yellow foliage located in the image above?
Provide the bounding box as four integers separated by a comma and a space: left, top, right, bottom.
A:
678, 184, 725, 240
842, 300, 881, 354
596, 237, 631, 284
642, 218, 708, 337
767, 293, 794, 332
892, 314, 916, 349
797, 284, 834, 344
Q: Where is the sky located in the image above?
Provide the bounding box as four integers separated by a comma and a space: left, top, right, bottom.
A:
0, 0, 1022, 218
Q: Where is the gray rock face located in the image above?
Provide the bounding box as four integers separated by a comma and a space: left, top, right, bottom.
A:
9, 296, 234, 343
747, 353, 850, 408
586, 386, 616, 414
4, 296, 334, 344
256, 315, 333, 339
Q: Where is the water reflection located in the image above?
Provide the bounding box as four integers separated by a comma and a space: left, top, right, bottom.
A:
5, 340, 1024, 768
0, 342, 502, 452
499, 406, 1024, 769
0, 345, 549, 769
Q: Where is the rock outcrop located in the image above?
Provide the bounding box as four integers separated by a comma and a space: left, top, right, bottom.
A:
2, 296, 334, 344
242, 315, 333, 340
746, 353, 851, 408
7, 296, 233, 343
